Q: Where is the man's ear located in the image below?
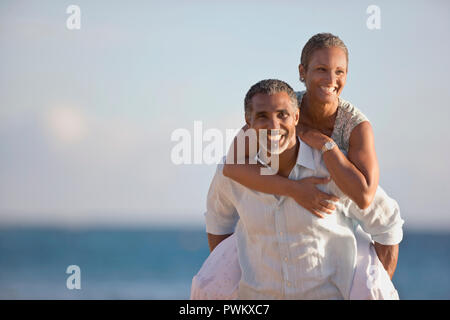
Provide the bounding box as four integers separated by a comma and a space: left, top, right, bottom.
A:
294, 107, 300, 125
245, 113, 251, 126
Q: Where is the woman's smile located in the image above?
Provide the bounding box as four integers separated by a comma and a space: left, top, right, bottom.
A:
319, 85, 338, 95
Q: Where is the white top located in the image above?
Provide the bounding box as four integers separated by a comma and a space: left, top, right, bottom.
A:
205, 138, 404, 299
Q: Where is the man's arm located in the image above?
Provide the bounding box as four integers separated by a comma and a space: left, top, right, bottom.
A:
207, 233, 233, 253
342, 186, 404, 279
204, 163, 239, 252
373, 242, 399, 279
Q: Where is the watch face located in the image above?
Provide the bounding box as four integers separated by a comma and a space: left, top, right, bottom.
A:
322, 141, 335, 153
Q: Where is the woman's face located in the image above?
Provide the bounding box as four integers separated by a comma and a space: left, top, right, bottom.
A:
299, 47, 348, 105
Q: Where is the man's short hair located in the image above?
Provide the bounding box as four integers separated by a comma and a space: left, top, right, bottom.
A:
244, 79, 298, 116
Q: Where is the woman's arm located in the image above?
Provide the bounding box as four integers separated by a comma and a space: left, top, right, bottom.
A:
223, 126, 339, 218
299, 121, 379, 209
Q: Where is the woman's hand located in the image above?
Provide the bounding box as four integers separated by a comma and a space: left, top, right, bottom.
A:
298, 125, 332, 150
287, 177, 340, 218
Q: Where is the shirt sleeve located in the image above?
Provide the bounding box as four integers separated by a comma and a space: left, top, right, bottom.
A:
204, 163, 239, 235
343, 186, 405, 245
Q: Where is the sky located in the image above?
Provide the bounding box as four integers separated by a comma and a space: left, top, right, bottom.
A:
0, 0, 449, 230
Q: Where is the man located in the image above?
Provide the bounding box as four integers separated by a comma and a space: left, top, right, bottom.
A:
205, 79, 403, 299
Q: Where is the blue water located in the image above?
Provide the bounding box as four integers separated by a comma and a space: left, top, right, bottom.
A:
0, 228, 449, 299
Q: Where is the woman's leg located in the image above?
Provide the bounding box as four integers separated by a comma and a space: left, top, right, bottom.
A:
349, 225, 400, 300
190, 233, 240, 300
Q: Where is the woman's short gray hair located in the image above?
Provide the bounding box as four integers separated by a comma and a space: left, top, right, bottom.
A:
300, 33, 349, 72
244, 79, 298, 115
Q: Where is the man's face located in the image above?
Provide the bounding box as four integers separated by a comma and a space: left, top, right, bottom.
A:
246, 91, 299, 155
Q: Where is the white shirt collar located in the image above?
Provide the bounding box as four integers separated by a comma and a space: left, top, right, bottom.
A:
297, 137, 316, 171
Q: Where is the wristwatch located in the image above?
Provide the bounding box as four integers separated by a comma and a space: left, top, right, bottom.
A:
321, 140, 337, 154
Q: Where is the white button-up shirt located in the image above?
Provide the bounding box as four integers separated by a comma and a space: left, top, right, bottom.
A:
205, 138, 404, 300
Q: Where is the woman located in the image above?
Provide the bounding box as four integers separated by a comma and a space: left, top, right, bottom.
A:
191, 33, 402, 299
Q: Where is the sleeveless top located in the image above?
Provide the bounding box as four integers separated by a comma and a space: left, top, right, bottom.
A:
296, 91, 369, 153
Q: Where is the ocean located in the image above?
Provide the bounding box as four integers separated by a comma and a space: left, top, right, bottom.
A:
0, 228, 448, 300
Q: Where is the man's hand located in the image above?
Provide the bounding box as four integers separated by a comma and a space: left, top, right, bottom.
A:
373, 242, 399, 279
